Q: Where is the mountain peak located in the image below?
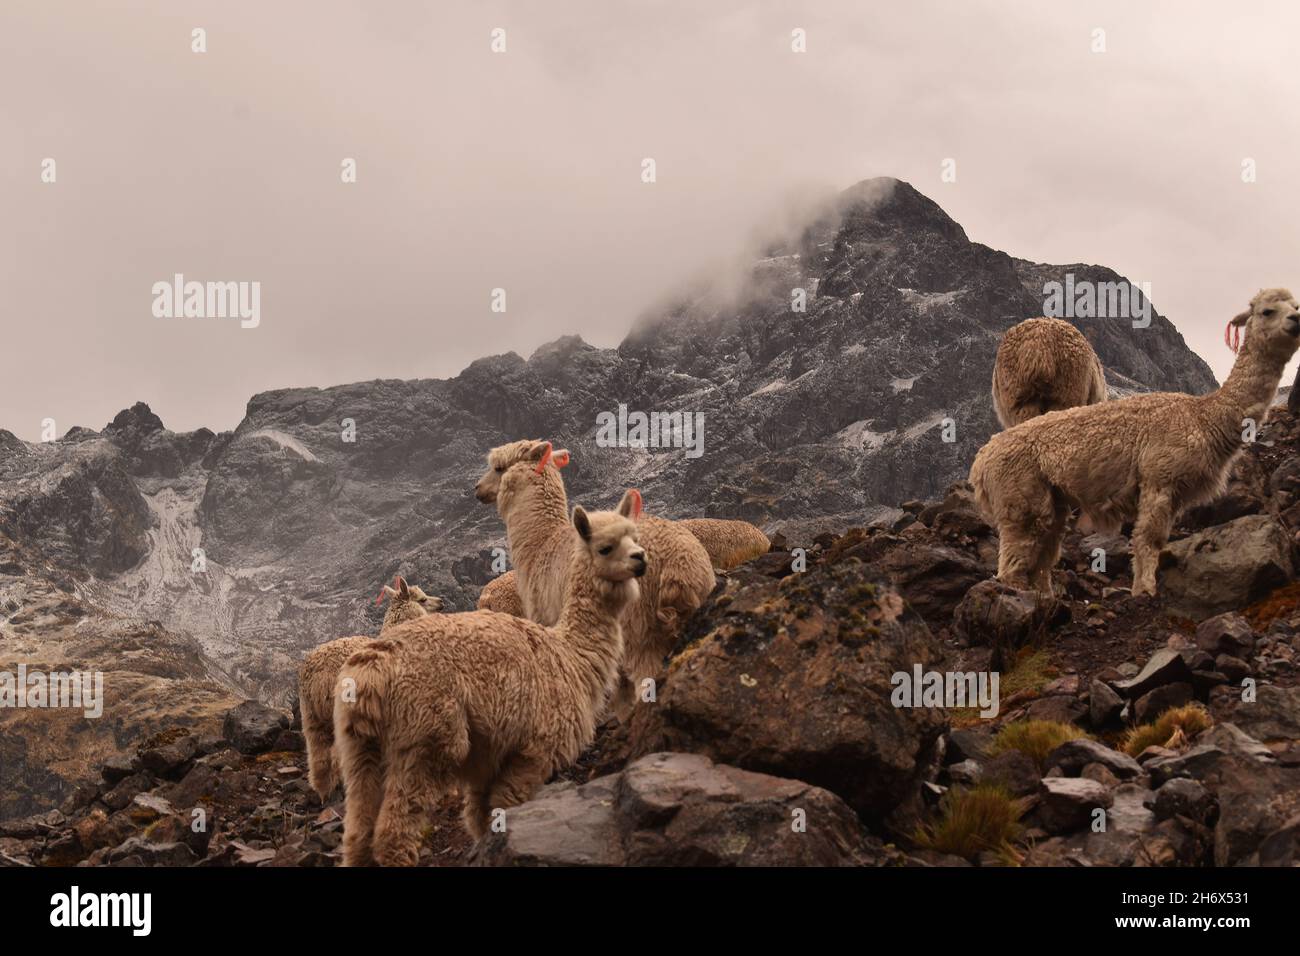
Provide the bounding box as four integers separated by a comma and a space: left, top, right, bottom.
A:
104, 401, 165, 437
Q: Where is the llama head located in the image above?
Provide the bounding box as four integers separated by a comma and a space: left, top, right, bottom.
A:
1227, 288, 1300, 359
474, 439, 570, 505
571, 497, 646, 600
376, 575, 442, 627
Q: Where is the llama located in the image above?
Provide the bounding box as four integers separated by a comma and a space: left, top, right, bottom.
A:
475, 517, 765, 614
991, 317, 1107, 428
299, 576, 442, 799
333, 496, 644, 865
476, 569, 525, 616
474, 439, 716, 717
680, 517, 771, 569
971, 289, 1300, 597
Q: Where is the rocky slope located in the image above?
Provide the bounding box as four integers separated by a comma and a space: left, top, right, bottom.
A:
0, 176, 1218, 820
7, 403, 1300, 867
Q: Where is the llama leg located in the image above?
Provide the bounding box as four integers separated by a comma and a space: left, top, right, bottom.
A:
460, 785, 493, 839
303, 715, 337, 800
1030, 496, 1070, 595
337, 738, 383, 867
995, 482, 1055, 592
487, 750, 549, 814
1131, 491, 1173, 597
372, 746, 448, 867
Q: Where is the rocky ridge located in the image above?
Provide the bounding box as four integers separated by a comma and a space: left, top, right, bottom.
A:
7, 405, 1300, 867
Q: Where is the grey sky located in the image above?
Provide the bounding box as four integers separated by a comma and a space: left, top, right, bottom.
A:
3, 0, 1298, 440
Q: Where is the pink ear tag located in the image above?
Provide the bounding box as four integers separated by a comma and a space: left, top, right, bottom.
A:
630, 488, 643, 520
552, 449, 571, 469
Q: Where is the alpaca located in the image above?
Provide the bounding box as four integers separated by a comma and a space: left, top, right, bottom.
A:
971, 289, 1300, 598
476, 569, 525, 616
299, 576, 442, 799
333, 496, 643, 865
475, 517, 764, 615
991, 317, 1107, 428
474, 439, 716, 717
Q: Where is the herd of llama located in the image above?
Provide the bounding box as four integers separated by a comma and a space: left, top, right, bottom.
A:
300, 287, 1299, 865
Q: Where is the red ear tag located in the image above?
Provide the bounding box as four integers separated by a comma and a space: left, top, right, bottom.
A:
375, 587, 388, 606
534, 442, 554, 475
1224, 321, 1241, 354
552, 450, 571, 469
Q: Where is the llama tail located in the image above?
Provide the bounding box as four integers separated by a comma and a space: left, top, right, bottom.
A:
334, 641, 395, 746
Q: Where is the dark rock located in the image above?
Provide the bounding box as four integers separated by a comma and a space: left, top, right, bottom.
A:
100, 773, 153, 812
1024, 695, 1088, 726
945, 728, 992, 764
137, 735, 198, 779
1112, 649, 1193, 699
1133, 682, 1194, 725
1161, 516, 1293, 619
954, 579, 1065, 668
1230, 685, 1300, 744
1195, 613, 1256, 657
1215, 655, 1251, 683
1043, 738, 1143, 780
1089, 680, 1124, 727
470, 752, 885, 867
983, 750, 1040, 797
627, 568, 945, 828
1038, 777, 1112, 833
221, 701, 291, 755
1151, 778, 1216, 825
100, 754, 137, 786
106, 837, 197, 867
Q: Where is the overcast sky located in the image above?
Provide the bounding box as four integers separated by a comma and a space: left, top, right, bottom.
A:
3, 0, 1298, 441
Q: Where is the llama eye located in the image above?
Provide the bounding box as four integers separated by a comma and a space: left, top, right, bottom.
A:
495, 466, 504, 473
1263, 308, 1276, 317
598, 545, 614, 555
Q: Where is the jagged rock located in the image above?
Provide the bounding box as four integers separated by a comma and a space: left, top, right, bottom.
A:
1112, 648, 1193, 699
1038, 778, 1112, 833
470, 753, 883, 867
983, 750, 1040, 797
1256, 815, 1300, 866
1089, 680, 1124, 727
100, 773, 153, 812
1215, 763, 1300, 866
1043, 738, 1143, 780
1229, 685, 1300, 744
1024, 695, 1088, 726
1195, 613, 1256, 657
1214, 654, 1251, 683
137, 735, 198, 779
100, 754, 136, 786
627, 567, 945, 827
1151, 778, 1216, 825
945, 728, 992, 764
825, 532, 989, 626
1160, 516, 1293, 620
954, 579, 1065, 668
222, 701, 290, 755
1132, 682, 1193, 725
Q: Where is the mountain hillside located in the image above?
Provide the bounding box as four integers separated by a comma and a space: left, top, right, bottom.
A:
0, 178, 1218, 812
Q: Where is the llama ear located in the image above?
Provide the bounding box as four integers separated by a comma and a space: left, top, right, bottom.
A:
617, 489, 643, 520
526, 440, 551, 461
396, 576, 410, 600
531, 441, 554, 475
1230, 309, 1251, 327
572, 505, 592, 541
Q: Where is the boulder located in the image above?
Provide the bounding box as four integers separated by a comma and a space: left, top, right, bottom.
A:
470, 753, 884, 867
954, 579, 1065, 669
628, 566, 946, 827
1132, 682, 1193, 725
221, 701, 290, 755
1038, 777, 1112, 833
1089, 680, 1124, 728
1112, 649, 1193, 700
1043, 738, 1143, 780
1160, 515, 1293, 620
1195, 613, 1256, 657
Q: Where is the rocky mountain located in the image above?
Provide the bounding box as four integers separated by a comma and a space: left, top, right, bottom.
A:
6, 404, 1299, 868
0, 177, 1219, 818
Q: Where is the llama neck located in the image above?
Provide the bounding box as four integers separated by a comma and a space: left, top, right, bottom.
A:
503, 469, 570, 579
555, 560, 627, 700
1204, 337, 1289, 434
